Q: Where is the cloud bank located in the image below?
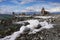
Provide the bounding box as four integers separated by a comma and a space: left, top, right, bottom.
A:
0, 0, 60, 14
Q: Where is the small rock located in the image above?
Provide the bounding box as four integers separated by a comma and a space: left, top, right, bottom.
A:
40, 36, 43, 40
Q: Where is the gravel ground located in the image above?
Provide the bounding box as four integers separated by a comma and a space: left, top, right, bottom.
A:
16, 18, 60, 40
15, 24, 60, 40
0, 19, 60, 40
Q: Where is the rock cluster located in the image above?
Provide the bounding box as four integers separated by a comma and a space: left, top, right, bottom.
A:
16, 25, 60, 40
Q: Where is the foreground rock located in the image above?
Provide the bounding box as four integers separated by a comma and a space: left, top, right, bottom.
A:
16, 25, 60, 40
0, 19, 60, 40
0, 25, 60, 40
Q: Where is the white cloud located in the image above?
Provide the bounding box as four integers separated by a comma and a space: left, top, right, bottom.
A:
0, 0, 7, 2
21, 3, 60, 12
0, 1, 60, 14
47, 7, 60, 12
10, 0, 37, 4
49, 2, 60, 6
10, 0, 21, 4
0, 5, 60, 14
15, 0, 46, 4
21, 6, 41, 12
20, 0, 36, 4
0, 0, 2, 2
46, 2, 60, 12
0, 5, 21, 14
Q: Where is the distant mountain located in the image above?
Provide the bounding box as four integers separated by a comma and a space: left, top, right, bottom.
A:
0, 14, 12, 20
0, 14, 12, 16
52, 12, 60, 14
1, 11, 60, 15
25, 12, 40, 15
24, 12, 60, 15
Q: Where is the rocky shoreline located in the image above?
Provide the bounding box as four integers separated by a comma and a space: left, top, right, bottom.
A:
0, 16, 60, 40
0, 23, 60, 40
16, 25, 60, 40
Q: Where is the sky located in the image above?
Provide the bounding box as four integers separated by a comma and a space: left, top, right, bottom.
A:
0, 0, 60, 14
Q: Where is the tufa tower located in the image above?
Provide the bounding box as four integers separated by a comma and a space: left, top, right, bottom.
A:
41, 7, 50, 16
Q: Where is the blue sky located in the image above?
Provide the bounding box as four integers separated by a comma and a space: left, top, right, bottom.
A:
0, 0, 60, 14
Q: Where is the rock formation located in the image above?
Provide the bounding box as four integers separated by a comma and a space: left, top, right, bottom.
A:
41, 7, 50, 16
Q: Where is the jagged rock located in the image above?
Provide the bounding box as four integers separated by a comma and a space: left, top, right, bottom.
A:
41, 7, 50, 16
